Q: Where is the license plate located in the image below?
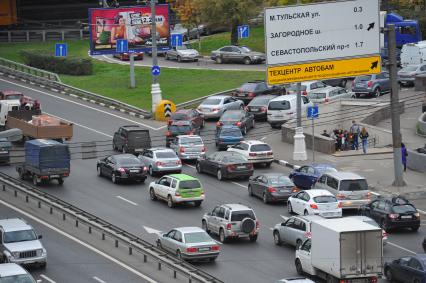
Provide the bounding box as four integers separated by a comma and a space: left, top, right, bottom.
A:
202, 108, 210, 112
250, 107, 259, 111
356, 83, 364, 87
280, 189, 289, 192
50, 175, 60, 178
257, 153, 266, 157
238, 93, 245, 97
198, 247, 210, 252
237, 166, 246, 169
135, 148, 143, 152
0, 151, 7, 154
401, 215, 412, 219
130, 169, 139, 173
274, 115, 284, 117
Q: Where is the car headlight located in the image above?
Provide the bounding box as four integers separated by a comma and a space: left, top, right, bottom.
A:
253, 56, 259, 59
41, 248, 47, 256
12, 252, 19, 259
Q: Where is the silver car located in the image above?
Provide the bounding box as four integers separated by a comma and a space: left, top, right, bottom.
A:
138, 147, 182, 176
196, 95, 244, 119
156, 227, 220, 261
210, 45, 265, 65
398, 63, 426, 86
165, 44, 199, 62
0, 263, 39, 282
169, 135, 206, 160
308, 86, 354, 103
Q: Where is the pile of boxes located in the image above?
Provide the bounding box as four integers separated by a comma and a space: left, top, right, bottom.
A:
29, 115, 60, 126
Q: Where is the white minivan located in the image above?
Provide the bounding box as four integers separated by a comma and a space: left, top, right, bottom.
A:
401, 41, 426, 66
267, 94, 313, 128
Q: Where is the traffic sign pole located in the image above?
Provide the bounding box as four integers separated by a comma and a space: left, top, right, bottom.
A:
130, 53, 135, 88
150, 0, 163, 114
312, 114, 315, 163
293, 82, 307, 161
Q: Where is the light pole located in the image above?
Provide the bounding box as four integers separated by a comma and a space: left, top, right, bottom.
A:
150, 0, 162, 114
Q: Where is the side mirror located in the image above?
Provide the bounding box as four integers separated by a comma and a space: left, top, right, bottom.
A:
38, 235, 42, 239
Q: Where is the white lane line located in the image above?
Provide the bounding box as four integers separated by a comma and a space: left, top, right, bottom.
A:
0, 78, 163, 131
260, 137, 266, 141
93, 276, 107, 283
184, 163, 195, 169
231, 181, 247, 189
40, 275, 56, 283
280, 215, 288, 221
116, 196, 138, 206
370, 191, 380, 196
269, 227, 274, 231
387, 241, 417, 254
0, 199, 157, 283
418, 209, 426, 215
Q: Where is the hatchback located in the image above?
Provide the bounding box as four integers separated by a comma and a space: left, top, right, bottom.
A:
398, 63, 426, 86
227, 140, 274, 166
215, 125, 244, 150
217, 110, 254, 135
272, 215, 323, 247
168, 109, 204, 130
308, 86, 354, 103
352, 72, 391, 98
248, 173, 299, 203
246, 95, 279, 121
384, 254, 426, 283
97, 154, 148, 183
112, 125, 151, 154
287, 189, 342, 218
196, 95, 244, 119
166, 120, 198, 147
232, 81, 285, 104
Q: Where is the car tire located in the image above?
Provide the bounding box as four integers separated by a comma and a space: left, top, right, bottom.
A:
32, 175, 39, 186
262, 193, 269, 204
296, 239, 303, 249
355, 93, 360, 98
288, 202, 294, 214
196, 162, 202, 173
249, 234, 258, 242
58, 178, 64, 185
385, 267, 393, 282
150, 188, 157, 201
265, 162, 272, 168
295, 259, 304, 275
176, 250, 182, 260
202, 220, 210, 234
304, 210, 309, 216
215, 56, 223, 64
149, 166, 154, 176
248, 185, 253, 196
243, 57, 251, 65
273, 231, 282, 246
374, 87, 381, 98
39, 262, 47, 269
156, 240, 162, 249
111, 173, 118, 184
219, 228, 227, 243
412, 226, 420, 232
167, 195, 175, 208
177, 56, 182, 62
242, 126, 247, 135
97, 166, 102, 177
216, 169, 223, 181
194, 200, 202, 207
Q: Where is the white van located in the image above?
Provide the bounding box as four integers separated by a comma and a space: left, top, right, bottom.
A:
267, 94, 313, 128
401, 41, 426, 66
0, 100, 21, 127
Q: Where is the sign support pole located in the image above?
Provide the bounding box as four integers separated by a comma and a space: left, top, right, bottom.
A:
293, 82, 307, 161
150, 0, 162, 114
130, 53, 135, 88
312, 117, 315, 162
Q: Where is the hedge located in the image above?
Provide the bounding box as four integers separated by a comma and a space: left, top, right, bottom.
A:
20, 50, 92, 75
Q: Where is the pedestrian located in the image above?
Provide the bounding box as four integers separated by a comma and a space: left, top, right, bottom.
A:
359, 127, 369, 154
336, 130, 343, 151
322, 130, 330, 137
350, 120, 361, 150
401, 142, 408, 172
330, 131, 338, 151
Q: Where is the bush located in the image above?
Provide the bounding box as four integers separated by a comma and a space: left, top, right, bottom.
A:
20, 50, 92, 75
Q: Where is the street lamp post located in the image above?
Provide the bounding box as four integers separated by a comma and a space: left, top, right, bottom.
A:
150, 0, 162, 114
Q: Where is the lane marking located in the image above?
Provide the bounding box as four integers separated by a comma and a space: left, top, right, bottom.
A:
40, 275, 56, 283
0, 78, 163, 131
280, 215, 288, 221
93, 276, 107, 283
370, 192, 380, 196
231, 181, 247, 189
184, 163, 195, 169
116, 196, 138, 206
0, 199, 157, 283
387, 241, 417, 254
269, 227, 274, 231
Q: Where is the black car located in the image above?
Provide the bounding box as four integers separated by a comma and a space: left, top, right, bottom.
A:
384, 254, 426, 283
196, 151, 253, 181
97, 154, 148, 184
113, 125, 151, 154
166, 120, 198, 147
246, 95, 278, 121
217, 110, 254, 135
359, 196, 420, 232
248, 173, 299, 204
232, 81, 285, 104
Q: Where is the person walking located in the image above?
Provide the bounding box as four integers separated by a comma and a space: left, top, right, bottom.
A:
401, 142, 408, 172
350, 120, 361, 150
359, 127, 369, 154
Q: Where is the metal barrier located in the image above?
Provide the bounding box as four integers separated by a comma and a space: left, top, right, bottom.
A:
0, 171, 223, 283
0, 57, 61, 82
0, 29, 89, 43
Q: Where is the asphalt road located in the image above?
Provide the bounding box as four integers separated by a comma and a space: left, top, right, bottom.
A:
0, 77, 425, 282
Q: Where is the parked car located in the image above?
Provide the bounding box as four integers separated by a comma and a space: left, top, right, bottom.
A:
248, 173, 299, 203
113, 125, 151, 154
217, 110, 254, 135
275, 278, 315, 283
96, 154, 148, 183
171, 23, 203, 41
289, 164, 337, 190
272, 215, 323, 247
149, 174, 204, 208
384, 254, 426, 282
358, 196, 420, 232
288, 190, 342, 218
166, 120, 199, 147
267, 94, 313, 128
196, 151, 253, 181
169, 135, 206, 161
352, 72, 391, 98
165, 44, 199, 62
398, 63, 426, 86
215, 125, 244, 150
322, 78, 351, 88
210, 45, 265, 65
168, 109, 204, 130
308, 86, 354, 103
0, 218, 47, 268
0, 138, 12, 164
113, 52, 144, 61
314, 172, 373, 210
138, 147, 181, 176
196, 95, 244, 119
286, 81, 329, 96
232, 81, 285, 104
202, 203, 259, 243
227, 140, 273, 166
346, 216, 388, 245
156, 227, 219, 261
246, 95, 279, 121
0, 263, 39, 282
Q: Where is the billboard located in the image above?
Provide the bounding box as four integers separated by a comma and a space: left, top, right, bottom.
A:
89, 5, 170, 55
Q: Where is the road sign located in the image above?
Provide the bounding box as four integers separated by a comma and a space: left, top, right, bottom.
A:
151, 65, 161, 76
171, 33, 183, 47
164, 103, 172, 117
238, 25, 249, 39
267, 55, 380, 85
55, 43, 67, 57
116, 39, 128, 53
264, 0, 380, 66
307, 105, 319, 119
155, 100, 176, 121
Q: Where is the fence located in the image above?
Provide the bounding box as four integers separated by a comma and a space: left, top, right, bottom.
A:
0, 29, 89, 43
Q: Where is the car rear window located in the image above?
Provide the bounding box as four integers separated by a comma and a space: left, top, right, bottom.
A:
221, 112, 242, 120
268, 100, 291, 110
184, 232, 211, 243
339, 179, 368, 191
231, 210, 255, 221
239, 83, 257, 91
179, 180, 201, 189
202, 98, 221, 105
171, 113, 189, 120
249, 96, 272, 105
313, 196, 337, 203
288, 85, 307, 92
267, 175, 294, 186
155, 152, 176, 159
309, 92, 326, 99
225, 154, 248, 163
128, 131, 149, 140
250, 144, 271, 152
116, 157, 141, 166
356, 75, 371, 82
170, 125, 192, 133
392, 204, 417, 214
180, 137, 203, 145
221, 128, 243, 137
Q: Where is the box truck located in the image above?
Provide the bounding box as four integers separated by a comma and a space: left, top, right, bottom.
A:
400, 41, 426, 66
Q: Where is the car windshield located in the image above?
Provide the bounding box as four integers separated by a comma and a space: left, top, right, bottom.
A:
184, 232, 211, 243
400, 66, 418, 72
251, 144, 271, 152
339, 179, 368, 191
314, 195, 337, 203
267, 175, 293, 186
179, 180, 201, 189
220, 128, 242, 137
356, 75, 372, 82
202, 98, 221, 105
309, 92, 326, 99
231, 210, 255, 221
221, 112, 242, 121
268, 100, 291, 110
5, 94, 22, 100
170, 125, 191, 133
392, 204, 417, 213
116, 157, 141, 166
155, 152, 176, 159
171, 113, 188, 120
4, 230, 37, 243
240, 46, 252, 53
180, 137, 203, 145
0, 275, 36, 283
239, 83, 257, 91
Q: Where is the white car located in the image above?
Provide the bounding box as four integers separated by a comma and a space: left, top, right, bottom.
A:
308, 86, 354, 103
286, 81, 330, 96
165, 44, 199, 62
227, 140, 273, 166
287, 189, 342, 218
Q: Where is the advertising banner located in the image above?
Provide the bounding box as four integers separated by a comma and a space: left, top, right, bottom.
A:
89, 5, 170, 55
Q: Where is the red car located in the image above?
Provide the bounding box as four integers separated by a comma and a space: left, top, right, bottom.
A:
113, 52, 144, 61
168, 109, 204, 130
0, 90, 41, 110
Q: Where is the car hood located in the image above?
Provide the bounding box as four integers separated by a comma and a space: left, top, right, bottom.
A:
4, 240, 43, 252
178, 49, 198, 55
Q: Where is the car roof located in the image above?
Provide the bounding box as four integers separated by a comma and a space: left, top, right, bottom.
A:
324, 171, 365, 180
0, 263, 28, 277
242, 140, 268, 145
113, 154, 138, 159
222, 203, 252, 211
305, 189, 334, 197
0, 218, 32, 232
296, 215, 325, 223
206, 95, 229, 99
270, 94, 297, 101
168, 174, 198, 181
175, 227, 205, 233
150, 147, 173, 152
120, 125, 143, 130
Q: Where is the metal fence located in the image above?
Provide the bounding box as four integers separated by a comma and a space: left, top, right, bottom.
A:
0, 57, 61, 82
0, 29, 89, 43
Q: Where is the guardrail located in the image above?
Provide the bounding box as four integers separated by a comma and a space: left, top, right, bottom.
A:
176, 89, 235, 109
0, 171, 223, 283
0, 57, 61, 82
0, 29, 89, 43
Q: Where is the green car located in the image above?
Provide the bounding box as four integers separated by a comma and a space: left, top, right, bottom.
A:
149, 174, 205, 208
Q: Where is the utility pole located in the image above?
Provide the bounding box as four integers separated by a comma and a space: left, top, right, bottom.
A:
387, 24, 406, 187
129, 53, 135, 88
150, 0, 162, 114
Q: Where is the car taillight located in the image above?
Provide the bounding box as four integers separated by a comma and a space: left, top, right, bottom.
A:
226, 223, 232, 230
256, 220, 260, 229
176, 160, 182, 165
143, 166, 148, 171
166, 131, 172, 137
118, 167, 126, 173
261, 107, 267, 112
63, 172, 69, 177
304, 232, 312, 238
201, 147, 207, 152
167, 120, 172, 125
156, 161, 164, 166
175, 191, 181, 197
324, 98, 329, 102
370, 277, 378, 283
338, 202, 342, 208
216, 122, 222, 127
302, 91, 307, 96
227, 164, 236, 170
179, 147, 185, 153
248, 92, 255, 97
267, 151, 273, 155
186, 247, 197, 253
267, 187, 277, 193
310, 203, 318, 209
336, 194, 345, 199
211, 245, 220, 251
292, 187, 300, 193
382, 231, 388, 238
235, 121, 241, 126
388, 213, 399, 219
244, 106, 249, 111
249, 152, 257, 157
367, 80, 373, 87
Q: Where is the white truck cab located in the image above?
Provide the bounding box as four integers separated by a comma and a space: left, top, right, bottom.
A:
0, 100, 21, 127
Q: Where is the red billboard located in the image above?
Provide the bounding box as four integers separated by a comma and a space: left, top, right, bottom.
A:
89, 5, 170, 55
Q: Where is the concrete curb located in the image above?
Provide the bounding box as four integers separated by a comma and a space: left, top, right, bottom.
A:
273, 159, 300, 170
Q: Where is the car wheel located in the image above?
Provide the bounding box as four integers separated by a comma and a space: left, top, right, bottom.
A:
58, 178, 64, 185
177, 56, 182, 62
194, 201, 202, 207
156, 240, 162, 249
167, 195, 175, 208
242, 126, 247, 135
262, 193, 269, 204
216, 169, 223, 181
249, 234, 258, 242
149, 166, 154, 176
304, 210, 309, 216
215, 56, 222, 64
196, 162, 202, 173
111, 173, 118, 184
374, 87, 381, 98
288, 202, 294, 214
202, 220, 210, 234
385, 268, 393, 282
150, 188, 157, 201
97, 166, 102, 177
176, 250, 182, 260
296, 239, 303, 249
273, 231, 282, 245
219, 228, 227, 243
295, 259, 304, 275
243, 57, 251, 65
248, 185, 253, 196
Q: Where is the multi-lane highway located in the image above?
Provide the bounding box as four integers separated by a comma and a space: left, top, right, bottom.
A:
0, 76, 425, 282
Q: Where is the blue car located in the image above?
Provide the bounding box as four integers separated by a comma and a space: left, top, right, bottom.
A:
385, 254, 426, 283
289, 164, 337, 189
215, 125, 243, 150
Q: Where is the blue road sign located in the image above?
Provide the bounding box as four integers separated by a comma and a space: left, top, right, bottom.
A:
55, 43, 67, 57
116, 39, 128, 53
237, 25, 249, 39
307, 105, 319, 119
151, 65, 161, 76
171, 33, 183, 47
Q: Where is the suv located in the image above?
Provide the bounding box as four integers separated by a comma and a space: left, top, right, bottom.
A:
149, 174, 205, 208
227, 140, 273, 166
166, 121, 198, 147
113, 125, 151, 154
0, 218, 47, 268
352, 72, 391, 98
272, 215, 323, 247
313, 171, 372, 210
232, 81, 285, 104
202, 204, 259, 243
0, 263, 39, 282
